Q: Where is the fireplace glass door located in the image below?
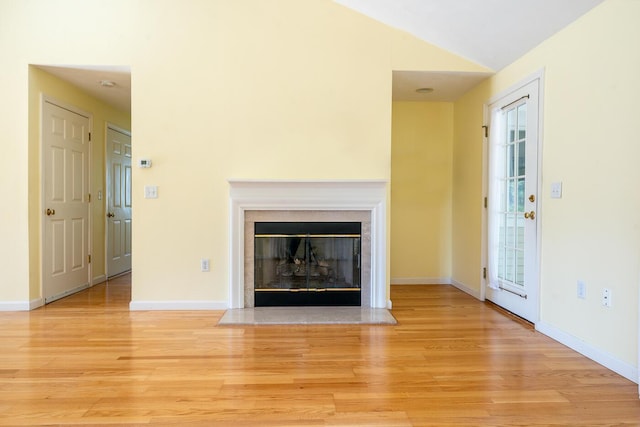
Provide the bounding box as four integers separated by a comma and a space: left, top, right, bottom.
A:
254, 222, 361, 306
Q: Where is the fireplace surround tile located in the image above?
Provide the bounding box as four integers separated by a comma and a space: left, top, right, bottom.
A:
244, 210, 371, 308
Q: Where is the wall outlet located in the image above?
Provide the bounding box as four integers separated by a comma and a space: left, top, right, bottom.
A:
602, 288, 611, 307
200, 258, 210, 272
551, 182, 563, 199
577, 280, 586, 299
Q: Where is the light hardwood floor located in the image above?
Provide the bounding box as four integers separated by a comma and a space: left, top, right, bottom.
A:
0, 275, 638, 426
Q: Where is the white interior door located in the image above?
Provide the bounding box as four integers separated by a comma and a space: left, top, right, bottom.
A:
486, 78, 541, 323
106, 125, 132, 278
42, 100, 91, 303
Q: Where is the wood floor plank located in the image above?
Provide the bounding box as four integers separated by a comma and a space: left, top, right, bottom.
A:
0, 277, 638, 425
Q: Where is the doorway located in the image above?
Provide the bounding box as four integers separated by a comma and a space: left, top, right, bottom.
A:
485, 75, 542, 323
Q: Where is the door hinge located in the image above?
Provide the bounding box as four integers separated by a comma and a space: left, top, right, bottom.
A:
482, 125, 488, 138
88, 254, 92, 264
484, 197, 487, 208
88, 193, 91, 203
483, 267, 487, 279
89, 132, 92, 141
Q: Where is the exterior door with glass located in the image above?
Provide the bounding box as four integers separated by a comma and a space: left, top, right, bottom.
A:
486, 78, 540, 323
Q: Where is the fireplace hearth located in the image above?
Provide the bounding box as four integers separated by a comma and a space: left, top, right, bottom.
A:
254, 222, 361, 306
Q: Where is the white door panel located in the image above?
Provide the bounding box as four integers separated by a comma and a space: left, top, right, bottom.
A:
43, 100, 91, 302
106, 126, 132, 277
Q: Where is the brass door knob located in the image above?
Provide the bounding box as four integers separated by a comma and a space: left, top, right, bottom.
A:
524, 211, 536, 220
107, 212, 115, 218
46, 208, 55, 216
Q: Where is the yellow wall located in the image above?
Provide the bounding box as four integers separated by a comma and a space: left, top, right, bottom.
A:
28, 67, 131, 298
391, 102, 453, 282
0, 0, 486, 305
453, 0, 640, 367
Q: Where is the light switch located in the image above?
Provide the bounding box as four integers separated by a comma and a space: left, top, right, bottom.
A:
550, 182, 562, 199
144, 185, 158, 199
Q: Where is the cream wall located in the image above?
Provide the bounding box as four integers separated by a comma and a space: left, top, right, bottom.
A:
28, 67, 131, 298
0, 0, 486, 306
391, 102, 453, 283
453, 0, 639, 372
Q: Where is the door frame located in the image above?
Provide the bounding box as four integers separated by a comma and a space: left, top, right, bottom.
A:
480, 69, 545, 323
104, 122, 132, 279
40, 94, 93, 301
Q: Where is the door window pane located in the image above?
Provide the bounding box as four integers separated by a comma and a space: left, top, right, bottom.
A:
517, 104, 527, 140
517, 178, 525, 212
517, 141, 526, 176
507, 109, 516, 142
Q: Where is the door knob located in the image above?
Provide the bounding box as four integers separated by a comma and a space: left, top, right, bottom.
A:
524, 211, 535, 220
46, 208, 55, 216
107, 212, 115, 218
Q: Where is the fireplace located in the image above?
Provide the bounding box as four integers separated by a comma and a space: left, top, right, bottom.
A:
254, 222, 361, 306
228, 180, 388, 309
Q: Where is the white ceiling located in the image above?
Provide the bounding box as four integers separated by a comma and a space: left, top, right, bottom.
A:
34, 65, 131, 113
335, 0, 605, 71
35, 0, 605, 108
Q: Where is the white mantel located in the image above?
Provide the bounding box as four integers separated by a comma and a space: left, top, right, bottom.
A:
228, 180, 389, 309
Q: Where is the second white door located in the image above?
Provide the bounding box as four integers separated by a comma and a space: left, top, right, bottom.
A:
106, 125, 132, 278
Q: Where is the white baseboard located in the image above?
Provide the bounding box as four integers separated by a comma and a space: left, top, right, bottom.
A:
0, 301, 30, 311
30, 298, 44, 310
451, 279, 482, 300
391, 277, 451, 285
0, 298, 43, 311
92, 274, 107, 286
129, 300, 228, 311
536, 321, 638, 384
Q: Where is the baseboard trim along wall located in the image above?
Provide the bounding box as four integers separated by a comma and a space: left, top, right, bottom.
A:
92, 274, 107, 286
0, 298, 45, 311
411, 279, 637, 384
536, 321, 638, 384
0, 302, 29, 311
129, 301, 228, 311
451, 279, 482, 300
391, 277, 451, 285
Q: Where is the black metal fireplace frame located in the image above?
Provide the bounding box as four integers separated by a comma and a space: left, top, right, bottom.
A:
254, 221, 361, 307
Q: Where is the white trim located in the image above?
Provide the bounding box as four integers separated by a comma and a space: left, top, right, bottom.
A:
0, 298, 44, 311
451, 279, 482, 300
228, 179, 388, 309
44, 283, 91, 304
536, 321, 638, 384
391, 277, 451, 285
0, 302, 30, 311
92, 274, 107, 286
106, 123, 131, 137
129, 300, 227, 311
29, 298, 44, 310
